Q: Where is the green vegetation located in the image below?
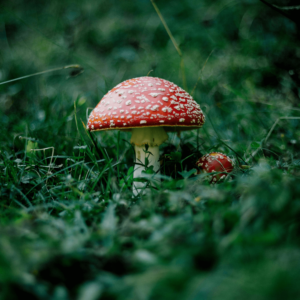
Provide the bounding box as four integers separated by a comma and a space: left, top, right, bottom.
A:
1, 0, 300, 299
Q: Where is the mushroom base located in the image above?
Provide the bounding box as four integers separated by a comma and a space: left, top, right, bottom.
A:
130, 127, 168, 196
133, 145, 160, 196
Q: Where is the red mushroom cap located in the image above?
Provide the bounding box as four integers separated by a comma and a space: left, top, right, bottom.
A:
87, 76, 205, 131
196, 152, 234, 183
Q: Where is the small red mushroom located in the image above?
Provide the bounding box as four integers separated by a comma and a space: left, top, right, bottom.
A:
87, 76, 205, 195
196, 152, 234, 183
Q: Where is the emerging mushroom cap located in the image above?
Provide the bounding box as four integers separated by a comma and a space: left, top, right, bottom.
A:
196, 152, 234, 183
87, 76, 205, 132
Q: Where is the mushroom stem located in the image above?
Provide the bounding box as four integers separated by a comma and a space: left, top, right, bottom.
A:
130, 127, 168, 196
133, 145, 160, 196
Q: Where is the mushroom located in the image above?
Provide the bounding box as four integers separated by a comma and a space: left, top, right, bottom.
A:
196, 152, 234, 183
87, 76, 205, 196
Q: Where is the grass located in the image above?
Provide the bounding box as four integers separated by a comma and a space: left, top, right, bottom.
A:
1, 0, 300, 299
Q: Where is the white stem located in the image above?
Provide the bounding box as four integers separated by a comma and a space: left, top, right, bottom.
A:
132, 145, 160, 196
130, 127, 168, 196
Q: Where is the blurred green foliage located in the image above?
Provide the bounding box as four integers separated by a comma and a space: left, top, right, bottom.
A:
1, 0, 300, 299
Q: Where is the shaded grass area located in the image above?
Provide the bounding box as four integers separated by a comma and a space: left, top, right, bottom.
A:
1, 0, 300, 299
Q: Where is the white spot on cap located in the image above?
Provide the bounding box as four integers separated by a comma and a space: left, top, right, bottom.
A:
120, 110, 124, 113
140, 120, 147, 124
179, 118, 185, 122
151, 105, 159, 111
127, 115, 132, 119
162, 107, 172, 112
142, 95, 150, 102
162, 97, 168, 102
174, 105, 181, 111
159, 120, 164, 123
158, 88, 165, 91
149, 93, 161, 98
125, 100, 131, 106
